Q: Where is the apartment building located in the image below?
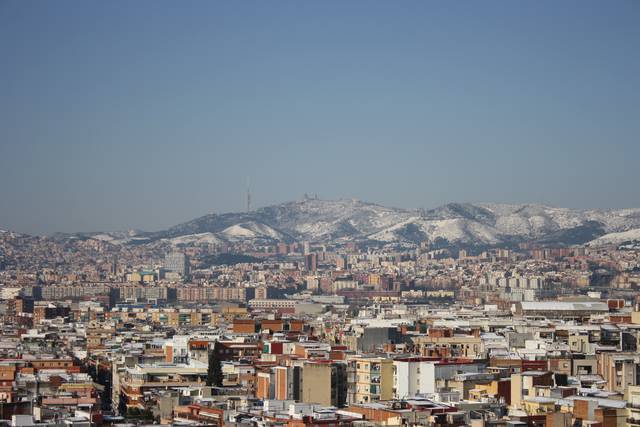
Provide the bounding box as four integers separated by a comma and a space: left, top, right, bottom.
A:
393, 357, 484, 398
347, 356, 393, 404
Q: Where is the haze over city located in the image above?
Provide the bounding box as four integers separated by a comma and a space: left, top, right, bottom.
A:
1, 1, 639, 234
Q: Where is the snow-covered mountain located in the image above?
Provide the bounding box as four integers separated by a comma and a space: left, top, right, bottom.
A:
137, 199, 640, 248
138, 199, 407, 244
7, 199, 640, 248
370, 203, 640, 246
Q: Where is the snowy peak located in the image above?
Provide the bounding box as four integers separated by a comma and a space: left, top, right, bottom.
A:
253, 198, 410, 241
7, 199, 640, 249
150, 199, 640, 248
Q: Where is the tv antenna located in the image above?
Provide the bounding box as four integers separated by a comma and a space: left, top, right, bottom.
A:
246, 177, 251, 212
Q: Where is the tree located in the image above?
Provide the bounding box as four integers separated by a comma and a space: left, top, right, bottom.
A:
207, 348, 223, 387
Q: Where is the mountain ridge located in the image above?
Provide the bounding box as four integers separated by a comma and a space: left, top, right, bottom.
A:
4, 199, 640, 248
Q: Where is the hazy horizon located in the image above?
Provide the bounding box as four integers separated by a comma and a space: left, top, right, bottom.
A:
2, 1, 639, 234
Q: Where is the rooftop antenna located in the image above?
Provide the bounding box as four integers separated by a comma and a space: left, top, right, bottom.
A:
246, 177, 251, 213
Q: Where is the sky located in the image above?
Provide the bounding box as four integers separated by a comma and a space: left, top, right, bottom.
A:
1, 1, 639, 235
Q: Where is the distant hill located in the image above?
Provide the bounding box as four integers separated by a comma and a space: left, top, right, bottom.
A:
6, 199, 640, 249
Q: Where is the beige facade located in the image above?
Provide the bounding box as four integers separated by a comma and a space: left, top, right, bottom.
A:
301, 362, 332, 406
348, 356, 393, 404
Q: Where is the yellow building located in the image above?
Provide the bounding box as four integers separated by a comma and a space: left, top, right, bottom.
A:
411, 334, 484, 358
522, 396, 558, 415
348, 356, 394, 404
127, 272, 142, 283
468, 378, 506, 402
142, 273, 155, 283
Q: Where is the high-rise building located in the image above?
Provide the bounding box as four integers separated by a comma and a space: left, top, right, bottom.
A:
164, 252, 189, 276
336, 255, 348, 271
304, 253, 317, 272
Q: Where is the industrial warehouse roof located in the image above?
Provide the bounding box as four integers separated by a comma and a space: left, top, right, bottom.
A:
520, 302, 609, 311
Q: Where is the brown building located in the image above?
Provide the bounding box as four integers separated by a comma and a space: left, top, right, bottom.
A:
305, 253, 317, 272
233, 319, 257, 334
33, 303, 71, 324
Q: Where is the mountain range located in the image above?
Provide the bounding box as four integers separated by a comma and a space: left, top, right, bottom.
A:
61, 199, 640, 249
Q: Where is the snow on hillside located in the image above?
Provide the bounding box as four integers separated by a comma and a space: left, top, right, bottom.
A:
480, 204, 583, 235
151, 200, 640, 246
81, 229, 146, 245
588, 228, 640, 246
161, 222, 285, 245
367, 216, 423, 242
164, 232, 224, 246
584, 209, 640, 233
256, 198, 411, 241
369, 216, 501, 245
90, 234, 117, 242
220, 221, 285, 241
18, 199, 640, 248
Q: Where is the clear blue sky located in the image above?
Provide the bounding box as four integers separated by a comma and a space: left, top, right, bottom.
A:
1, 1, 639, 234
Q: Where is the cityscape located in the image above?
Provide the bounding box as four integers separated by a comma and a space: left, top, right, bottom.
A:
2, 2, 640, 427
2, 198, 640, 426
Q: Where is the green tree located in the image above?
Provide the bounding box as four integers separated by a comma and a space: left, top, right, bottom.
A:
207, 348, 223, 387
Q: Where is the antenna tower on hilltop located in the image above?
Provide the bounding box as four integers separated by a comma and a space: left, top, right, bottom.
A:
246, 177, 251, 212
